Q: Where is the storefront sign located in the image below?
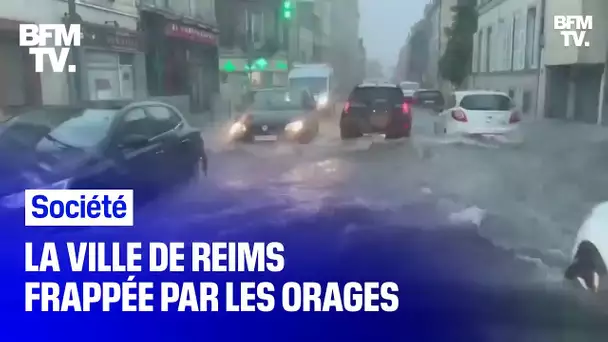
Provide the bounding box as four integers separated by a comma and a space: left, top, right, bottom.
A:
81, 24, 144, 52
164, 23, 217, 45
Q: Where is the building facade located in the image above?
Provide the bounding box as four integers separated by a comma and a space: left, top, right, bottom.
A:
470, 0, 543, 116
1, 0, 146, 106
140, 0, 219, 112
216, 0, 289, 89
328, 0, 362, 94
394, 10, 432, 86
541, 0, 608, 124
313, 0, 331, 62
425, 0, 441, 88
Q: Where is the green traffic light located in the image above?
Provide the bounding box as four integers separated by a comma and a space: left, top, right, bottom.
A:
255, 58, 268, 69
222, 60, 236, 72
282, 0, 292, 19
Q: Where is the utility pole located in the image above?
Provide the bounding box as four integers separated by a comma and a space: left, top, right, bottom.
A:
67, 0, 82, 103
281, 0, 294, 70
244, 5, 253, 84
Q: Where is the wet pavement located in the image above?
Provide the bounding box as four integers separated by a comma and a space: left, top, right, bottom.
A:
138, 108, 608, 338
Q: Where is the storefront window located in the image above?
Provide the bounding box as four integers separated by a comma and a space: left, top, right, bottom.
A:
85, 51, 135, 101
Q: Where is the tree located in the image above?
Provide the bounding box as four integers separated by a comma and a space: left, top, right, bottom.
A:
438, 3, 478, 88
406, 22, 430, 83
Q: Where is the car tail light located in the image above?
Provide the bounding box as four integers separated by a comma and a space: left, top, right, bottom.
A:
343, 101, 351, 114
402, 102, 410, 115
451, 109, 467, 122
509, 110, 521, 123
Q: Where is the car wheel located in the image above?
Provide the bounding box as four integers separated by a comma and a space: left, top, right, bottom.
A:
297, 132, 315, 144
433, 122, 441, 135
340, 127, 360, 140
386, 131, 409, 140
565, 242, 607, 293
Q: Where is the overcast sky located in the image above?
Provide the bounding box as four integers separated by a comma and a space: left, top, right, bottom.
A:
359, 0, 427, 69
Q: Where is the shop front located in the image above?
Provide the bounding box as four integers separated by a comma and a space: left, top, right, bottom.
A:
79, 22, 146, 101
141, 10, 219, 112
219, 57, 289, 88
0, 18, 41, 108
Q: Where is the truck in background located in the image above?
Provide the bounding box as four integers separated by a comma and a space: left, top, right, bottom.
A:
288, 63, 335, 116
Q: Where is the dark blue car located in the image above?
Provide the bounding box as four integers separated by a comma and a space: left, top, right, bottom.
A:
0, 101, 206, 209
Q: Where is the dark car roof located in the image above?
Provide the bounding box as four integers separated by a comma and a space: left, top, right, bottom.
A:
2, 100, 184, 120
357, 82, 399, 88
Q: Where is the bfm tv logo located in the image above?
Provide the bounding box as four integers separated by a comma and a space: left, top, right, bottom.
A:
554, 15, 592, 47
19, 24, 81, 73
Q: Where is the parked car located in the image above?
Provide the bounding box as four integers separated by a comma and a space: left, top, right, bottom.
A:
413, 89, 444, 113
340, 82, 411, 140
0, 101, 206, 209
399, 81, 420, 103
433, 90, 521, 136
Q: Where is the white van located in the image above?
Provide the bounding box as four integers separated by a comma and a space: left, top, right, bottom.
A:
288, 64, 334, 114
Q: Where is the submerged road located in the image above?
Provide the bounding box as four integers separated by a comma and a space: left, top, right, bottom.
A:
137, 108, 608, 339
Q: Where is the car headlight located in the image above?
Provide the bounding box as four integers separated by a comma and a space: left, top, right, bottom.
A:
285, 120, 304, 133
229, 122, 247, 136
0, 178, 71, 209
317, 94, 328, 106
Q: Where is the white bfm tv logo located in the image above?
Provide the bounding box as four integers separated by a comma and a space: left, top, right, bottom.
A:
19, 24, 81, 73
553, 15, 592, 47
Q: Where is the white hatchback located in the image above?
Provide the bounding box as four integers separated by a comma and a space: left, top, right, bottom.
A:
434, 90, 521, 135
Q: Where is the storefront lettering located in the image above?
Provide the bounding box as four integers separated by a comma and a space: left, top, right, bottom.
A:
81, 25, 142, 51
165, 23, 217, 45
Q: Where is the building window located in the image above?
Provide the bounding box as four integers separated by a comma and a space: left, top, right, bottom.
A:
485, 26, 492, 72
507, 16, 514, 70
498, 19, 505, 71
525, 7, 537, 68
513, 13, 524, 70
472, 32, 477, 72
522, 90, 531, 113
477, 30, 483, 72
251, 11, 264, 45
85, 51, 135, 101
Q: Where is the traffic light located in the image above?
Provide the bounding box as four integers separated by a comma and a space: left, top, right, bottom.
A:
282, 0, 293, 20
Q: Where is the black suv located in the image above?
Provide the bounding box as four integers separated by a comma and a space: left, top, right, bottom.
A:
339, 83, 411, 140
413, 89, 444, 113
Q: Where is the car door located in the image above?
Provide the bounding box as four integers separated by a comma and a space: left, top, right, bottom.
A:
144, 105, 184, 186
110, 107, 165, 196
435, 94, 456, 134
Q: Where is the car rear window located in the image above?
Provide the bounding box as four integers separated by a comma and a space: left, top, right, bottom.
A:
400, 82, 420, 91
459, 94, 512, 111
415, 90, 444, 104
350, 87, 404, 104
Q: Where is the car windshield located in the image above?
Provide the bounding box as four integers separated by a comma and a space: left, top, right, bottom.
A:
289, 77, 328, 94
1, 108, 118, 153
415, 90, 444, 104
251, 90, 304, 111
460, 94, 512, 111
350, 87, 403, 104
